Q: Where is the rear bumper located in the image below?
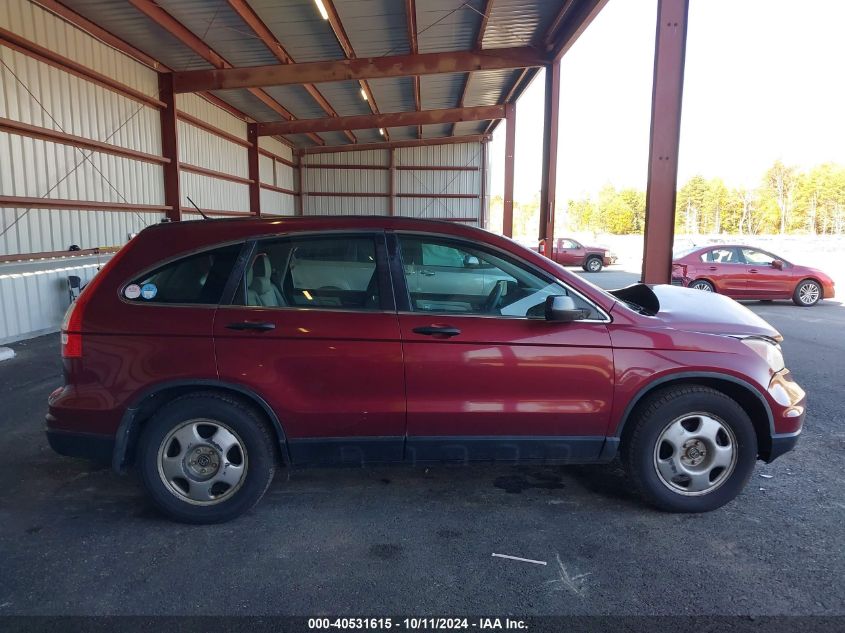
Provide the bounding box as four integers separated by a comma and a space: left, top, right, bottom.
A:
46, 423, 114, 463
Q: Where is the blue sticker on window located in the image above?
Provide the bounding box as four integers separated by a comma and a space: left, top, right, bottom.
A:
140, 283, 157, 300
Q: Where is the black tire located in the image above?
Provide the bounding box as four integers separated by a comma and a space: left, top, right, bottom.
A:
583, 256, 603, 273
792, 279, 821, 307
689, 279, 715, 293
137, 392, 276, 524
623, 385, 757, 513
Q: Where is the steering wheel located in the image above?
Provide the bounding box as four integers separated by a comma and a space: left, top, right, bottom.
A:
484, 280, 507, 314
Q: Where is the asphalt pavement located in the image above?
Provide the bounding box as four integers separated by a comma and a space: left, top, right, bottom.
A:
0, 267, 843, 617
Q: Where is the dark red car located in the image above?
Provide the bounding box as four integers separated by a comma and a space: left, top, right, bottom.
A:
48, 217, 805, 523
672, 244, 835, 306
541, 237, 616, 272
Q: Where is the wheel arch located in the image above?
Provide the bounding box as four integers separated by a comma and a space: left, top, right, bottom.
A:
690, 277, 716, 291
612, 372, 775, 461
112, 380, 290, 473
795, 276, 825, 299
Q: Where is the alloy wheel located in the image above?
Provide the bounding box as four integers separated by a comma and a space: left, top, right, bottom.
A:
691, 281, 713, 292
798, 282, 820, 305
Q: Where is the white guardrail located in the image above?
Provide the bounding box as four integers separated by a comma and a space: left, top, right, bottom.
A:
0, 254, 111, 345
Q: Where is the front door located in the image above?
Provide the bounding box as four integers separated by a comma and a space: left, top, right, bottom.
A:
393, 233, 614, 464
214, 232, 405, 465
555, 239, 585, 266
741, 248, 793, 298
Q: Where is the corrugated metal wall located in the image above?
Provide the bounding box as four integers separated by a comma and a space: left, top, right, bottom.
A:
0, 0, 164, 255
301, 142, 488, 225
0, 254, 108, 344
258, 136, 295, 216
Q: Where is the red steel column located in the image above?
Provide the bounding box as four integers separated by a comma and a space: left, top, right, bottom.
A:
480, 139, 487, 228
642, 0, 689, 283
502, 101, 516, 237
247, 123, 261, 216
158, 73, 181, 221
388, 148, 396, 215
295, 153, 304, 216
539, 61, 560, 246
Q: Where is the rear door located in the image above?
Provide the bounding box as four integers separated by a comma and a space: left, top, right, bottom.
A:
392, 233, 614, 463
213, 232, 405, 466
697, 247, 748, 295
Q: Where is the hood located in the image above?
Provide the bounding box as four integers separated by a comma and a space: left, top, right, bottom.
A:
651, 284, 781, 340
613, 284, 782, 341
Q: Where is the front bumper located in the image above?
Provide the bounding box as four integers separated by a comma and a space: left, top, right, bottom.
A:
762, 369, 806, 462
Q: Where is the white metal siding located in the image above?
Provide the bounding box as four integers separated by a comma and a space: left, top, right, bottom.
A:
260, 189, 295, 216
0, 256, 106, 344
258, 136, 292, 161
0, 0, 158, 95
177, 120, 248, 178
175, 93, 247, 141
303, 196, 389, 216
180, 171, 249, 214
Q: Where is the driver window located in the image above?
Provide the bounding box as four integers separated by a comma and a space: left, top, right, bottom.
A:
741, 249, 775, 265
398, 235, 599, 319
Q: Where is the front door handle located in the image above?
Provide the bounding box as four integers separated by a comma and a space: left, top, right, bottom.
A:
226, 321, 276, 331
412, 325, 461, 337
749, 269, 759, 274
708, 266, 718, 271
420, 269, 436, 276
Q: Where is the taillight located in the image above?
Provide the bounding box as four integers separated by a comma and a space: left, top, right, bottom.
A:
59, 241, 133, 359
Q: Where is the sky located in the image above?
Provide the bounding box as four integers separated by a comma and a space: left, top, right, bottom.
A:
488, 0, 845, 202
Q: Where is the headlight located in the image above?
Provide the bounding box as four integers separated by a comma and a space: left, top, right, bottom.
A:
741, 337, 785, 372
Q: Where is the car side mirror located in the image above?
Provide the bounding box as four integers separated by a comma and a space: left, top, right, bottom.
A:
771, 259, 784, 270
545, 295, 590, 323
463, 255, 480, 267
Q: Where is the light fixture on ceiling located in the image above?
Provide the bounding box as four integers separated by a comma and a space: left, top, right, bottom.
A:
360, 88, 368, 101
314, 0, 329, 20
378, 128, 385, 135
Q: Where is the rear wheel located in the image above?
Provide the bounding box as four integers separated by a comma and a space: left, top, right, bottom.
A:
583, 256, 603, 272
792, 279, 821, 306
623, 385, 757, 512
138, 392, 276, 524
690, 279, 714, 292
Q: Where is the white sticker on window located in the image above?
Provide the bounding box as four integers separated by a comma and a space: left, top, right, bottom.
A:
124, 284, 141, 300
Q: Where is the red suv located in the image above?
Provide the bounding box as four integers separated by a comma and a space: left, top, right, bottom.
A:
47, 217, 805, 523
672, 244, 835, 306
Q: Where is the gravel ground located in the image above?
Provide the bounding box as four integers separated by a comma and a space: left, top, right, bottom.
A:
0, 267, 842, 617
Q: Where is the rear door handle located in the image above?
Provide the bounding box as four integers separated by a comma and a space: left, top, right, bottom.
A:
412, 325, 461, 337
226, 321, 276, 331
708, 266, 718, 271
749, 269, 759, 274
420, 269, 436, 276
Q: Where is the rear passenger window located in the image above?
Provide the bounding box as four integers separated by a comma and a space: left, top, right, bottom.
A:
234, 236, 382, 310
125, 244, 242, 305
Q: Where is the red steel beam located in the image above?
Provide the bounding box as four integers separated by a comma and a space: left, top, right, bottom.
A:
548, 0, 609, 61
0, 196, 170, 212
300, 134, 491, 155
258, 148, 296, 168
33, 0, 167, 71
226, 0, 355, 144
159, 73, 181, 222
0, 117, 168, 165
260, 183, 296, 196
538, 62, 560, 243
172, 47, 548, 93
405, 0, 422, 138
127, 0, 323, 146
451, 0, 494, 137
247, 123, 261, 216
176, 111, 251, 148
502, 101, 516, 237
256, 105, 506, 136
0, 28, 164, 109
179, 163, 253, 186
321, 0, 388, 141
642, 0, 689, 284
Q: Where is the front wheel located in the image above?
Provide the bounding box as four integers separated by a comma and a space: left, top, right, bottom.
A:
623, 385, 757, 513
793, 279, 821, 306
138, 392, 276, 524
583, 257, 603, 272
